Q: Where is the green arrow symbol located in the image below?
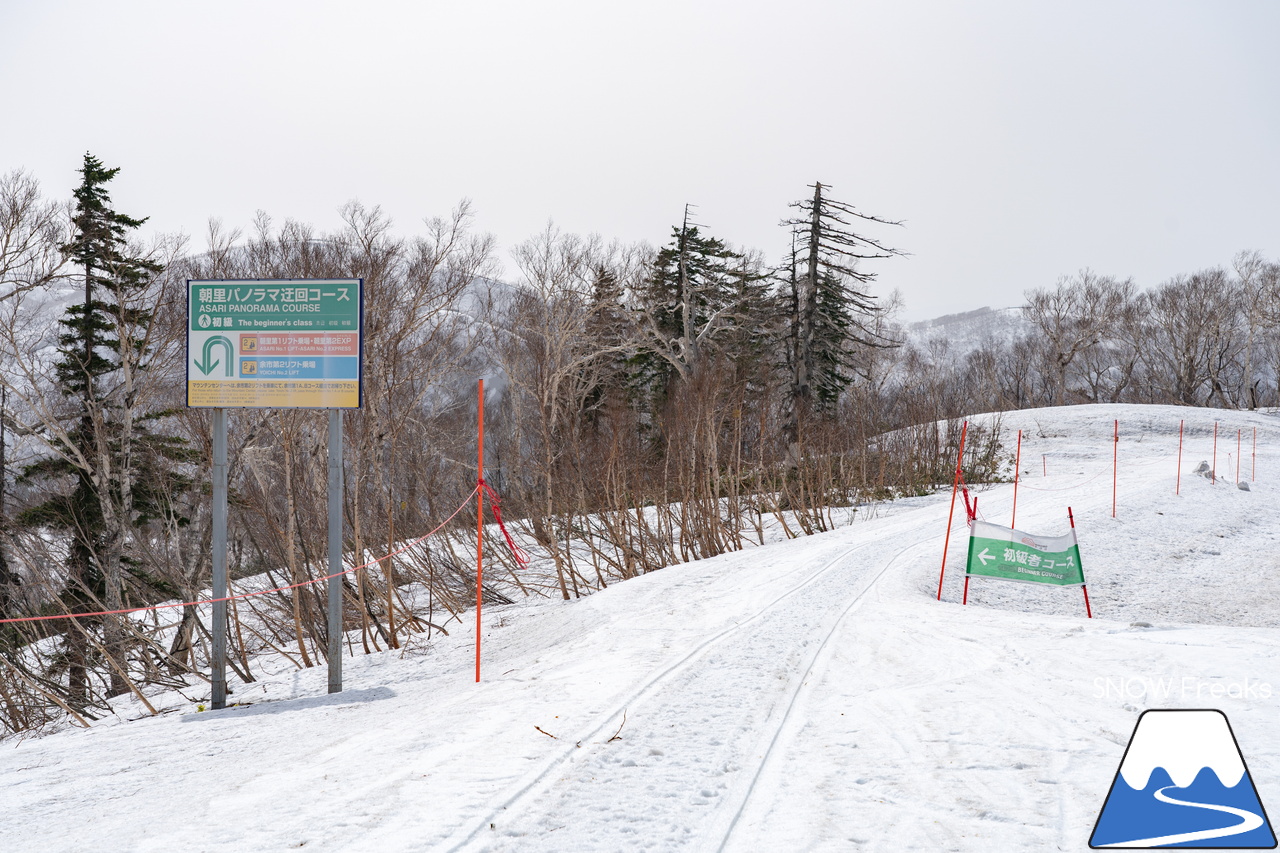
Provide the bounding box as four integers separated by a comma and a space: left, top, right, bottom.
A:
195, 335, 235, 376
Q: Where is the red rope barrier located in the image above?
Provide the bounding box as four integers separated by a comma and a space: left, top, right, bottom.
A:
0, 484, 485, 627
1016, 469, 1107, 492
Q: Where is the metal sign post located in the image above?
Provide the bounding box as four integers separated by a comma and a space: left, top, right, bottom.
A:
187, 279, 362, 704
211, 407, 228, 709
327, 409, 343, 694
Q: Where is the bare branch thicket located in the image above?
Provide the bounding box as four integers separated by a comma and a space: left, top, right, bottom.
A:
489, 226, 644, 599
1022, 271, 1134, 407
0, 170, 71, 300
1142, 269, 1241, 407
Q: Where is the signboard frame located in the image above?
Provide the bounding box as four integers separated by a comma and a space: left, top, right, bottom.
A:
186, 278, 364, 409
965, 517, 1086, 587
963, 510, 1093, 617
188, 278, 362, 707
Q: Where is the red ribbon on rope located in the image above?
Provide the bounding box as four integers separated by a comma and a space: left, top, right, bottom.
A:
960, 480, 977, 522
479, 479, 530, 568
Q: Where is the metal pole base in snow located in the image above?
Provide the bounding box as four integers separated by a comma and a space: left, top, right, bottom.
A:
328, 409, 343, 695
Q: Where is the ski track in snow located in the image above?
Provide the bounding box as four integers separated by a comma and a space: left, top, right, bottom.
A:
443, 523, 935, 852
3, 403, 1280, 852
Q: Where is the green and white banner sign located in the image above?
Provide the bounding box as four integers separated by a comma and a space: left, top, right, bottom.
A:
966, 518, 1086, 587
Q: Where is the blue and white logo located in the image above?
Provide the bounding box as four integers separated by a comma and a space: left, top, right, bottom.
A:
1091, 709, 1276, 848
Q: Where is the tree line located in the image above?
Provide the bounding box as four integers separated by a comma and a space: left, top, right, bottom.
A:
888, 259, 1280, 424
0, 155, 1270, 734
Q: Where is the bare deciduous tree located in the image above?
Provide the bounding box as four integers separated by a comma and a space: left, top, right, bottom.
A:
0, 170, 69, 299
1023, 270, 1132, 406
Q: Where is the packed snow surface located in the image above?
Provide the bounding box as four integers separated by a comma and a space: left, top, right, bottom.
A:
2, 403, 1279, 851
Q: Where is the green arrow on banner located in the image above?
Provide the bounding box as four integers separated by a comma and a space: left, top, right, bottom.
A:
195, 335, 235, 377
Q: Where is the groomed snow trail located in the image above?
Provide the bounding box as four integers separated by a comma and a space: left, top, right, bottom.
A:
443, 523, 937, 851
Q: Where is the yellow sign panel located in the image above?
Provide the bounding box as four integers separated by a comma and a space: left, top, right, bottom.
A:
187, 380, 360, 409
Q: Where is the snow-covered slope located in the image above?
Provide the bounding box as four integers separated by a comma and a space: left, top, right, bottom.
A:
2, 403, 1279, 852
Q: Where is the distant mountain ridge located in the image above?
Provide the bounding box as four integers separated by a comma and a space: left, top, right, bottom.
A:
903, 305, 1028, 356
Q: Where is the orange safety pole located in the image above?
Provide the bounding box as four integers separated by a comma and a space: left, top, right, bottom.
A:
1212, 421, 1218, 484
1176, 419, 1183, 495
1011, 429, 1022, 528
1042, 454, 1047, 477
963, 496, 977, 608
475, 379, 485, 683
1237, 429, 1242, 484
1112, 420, 1118, 518
936, 421, 968, 601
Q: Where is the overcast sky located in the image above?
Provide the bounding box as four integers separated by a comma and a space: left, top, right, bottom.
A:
2, 0, 1277, 320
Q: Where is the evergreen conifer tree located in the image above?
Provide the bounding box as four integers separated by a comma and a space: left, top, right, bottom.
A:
18, 153, 187, 700
580, 261, 632, 419
630, 209, 766, 408
781, 183, 904, 434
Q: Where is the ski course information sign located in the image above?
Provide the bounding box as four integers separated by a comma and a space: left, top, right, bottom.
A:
186, 279, 362, 408
966, 518, 1085, 587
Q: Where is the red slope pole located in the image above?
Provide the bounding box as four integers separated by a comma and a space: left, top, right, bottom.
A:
1253, 427, 1257, 482
1112, 419, 1118, 518
963, 500, 978, 605
1176, 419, 1183, 495
1212, 421, 1218, 484
936, 420, 968, 601
475, 379, 485, 683
1237, 429, 1242, 484
1069, 507, 1093, 618
1011, 429, 1022, 529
